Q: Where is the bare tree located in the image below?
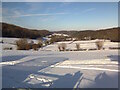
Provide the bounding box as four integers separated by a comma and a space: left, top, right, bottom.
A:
61, 43, 67, 51
58, 43, 67, 51
76, 43, 80, 51
38, 41, 43, 48
58, 44, 62, 51
95, 40, 104, 50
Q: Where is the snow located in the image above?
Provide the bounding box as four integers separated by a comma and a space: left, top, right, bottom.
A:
1, 38, 19, 44
53, 66, 119, 72
1, 38, 119, 88
1, 37, 39, 44
1, 37, 119, 51
49, 33, 69, 37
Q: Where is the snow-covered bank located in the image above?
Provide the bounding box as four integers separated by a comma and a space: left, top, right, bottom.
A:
1, 49, 119, 88
1, 37, 119, 88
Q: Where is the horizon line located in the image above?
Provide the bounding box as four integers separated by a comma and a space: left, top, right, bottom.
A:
1, 22, 119, 32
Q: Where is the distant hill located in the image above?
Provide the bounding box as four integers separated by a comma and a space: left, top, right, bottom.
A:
55, 27, 120, 42
1, 22, 120, 42
1, 22, 51, 39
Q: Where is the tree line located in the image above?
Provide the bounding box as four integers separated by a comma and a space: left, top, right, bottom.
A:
56, 27, 120, 42
1, 22, 51, 39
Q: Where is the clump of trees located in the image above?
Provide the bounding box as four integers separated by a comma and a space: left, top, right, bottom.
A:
16, 39, 29, 50
50, 35, 68, 44
16, 38, 43, 51
58, 43, 67, 51
95, 41, 104, 50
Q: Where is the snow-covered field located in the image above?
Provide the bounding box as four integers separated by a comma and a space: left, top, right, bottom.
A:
42, 40, 119, 51
0, 38, 120, 88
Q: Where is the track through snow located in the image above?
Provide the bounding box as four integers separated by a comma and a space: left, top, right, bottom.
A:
50, 58, 119, 72
1, 50, 119, 88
